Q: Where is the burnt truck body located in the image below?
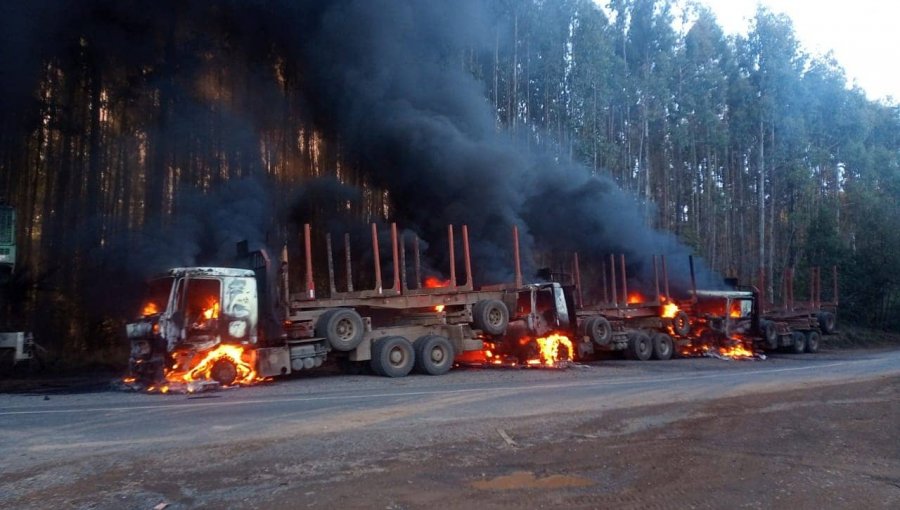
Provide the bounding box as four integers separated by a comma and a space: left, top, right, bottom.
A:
126, 267, 261, 384
753, 266, 839, 354
569, 254, 693, 361
523, 255, 835, 360
126, 223, 527, 386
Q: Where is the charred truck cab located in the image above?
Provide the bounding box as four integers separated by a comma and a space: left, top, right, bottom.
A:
687, 289, 761, 350
127, 267, 259, 385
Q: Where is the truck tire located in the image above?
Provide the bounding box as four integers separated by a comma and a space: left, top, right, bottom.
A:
651, 332, 674, 360
210, 359, 238, 386
316, 308, 365, 352
805, 330, 821, 353
413, 335, 455, 376
817, 312, 836, 335
790, 331, 806, 354
585, 316, 612, 346
760, 319, 778, 349
472, 299, 509, 336
671, 311, 691, 337
370, 336, 415, 377
625, 331, 652, 361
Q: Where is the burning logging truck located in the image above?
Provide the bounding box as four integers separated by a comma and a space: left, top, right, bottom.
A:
524, 254, 837, 361
125, 222, 570, 390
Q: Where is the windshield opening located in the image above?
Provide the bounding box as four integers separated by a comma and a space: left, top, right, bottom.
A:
142, 277, 174, 317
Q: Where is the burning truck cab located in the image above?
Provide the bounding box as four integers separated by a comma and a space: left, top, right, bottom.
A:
127, 267, 259, 387
688, 289, 761, 353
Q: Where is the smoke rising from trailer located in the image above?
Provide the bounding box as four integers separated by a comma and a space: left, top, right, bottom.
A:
2, 0, 722, 305
273, 0, 720, 292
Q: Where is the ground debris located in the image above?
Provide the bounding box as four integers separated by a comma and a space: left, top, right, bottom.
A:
496, 428, 518, 448
113, 378, 222, 394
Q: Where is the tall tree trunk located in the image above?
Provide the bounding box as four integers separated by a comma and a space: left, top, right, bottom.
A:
757, 117, 765, 302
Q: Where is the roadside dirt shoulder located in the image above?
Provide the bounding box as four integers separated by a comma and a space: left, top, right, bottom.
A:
6, 375, 898, 509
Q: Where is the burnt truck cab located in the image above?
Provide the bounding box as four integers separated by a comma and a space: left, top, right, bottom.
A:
126, 267, 259, 384
502, 282, 578, 359
689, 288, 762, 346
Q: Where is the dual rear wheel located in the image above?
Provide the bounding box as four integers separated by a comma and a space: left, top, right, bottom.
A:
370, 334, 455, 377
624, 330, 673, 361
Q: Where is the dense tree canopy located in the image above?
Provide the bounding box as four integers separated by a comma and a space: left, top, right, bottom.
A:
0, 0, 898, 359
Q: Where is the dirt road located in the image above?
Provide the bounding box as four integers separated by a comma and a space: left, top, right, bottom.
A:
1, 349, 899, 509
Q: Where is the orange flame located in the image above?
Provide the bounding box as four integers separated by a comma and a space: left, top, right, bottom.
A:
717, 343, 754, 359
434, 304, 445, 312
202, 299, 220, 320
166, 344, 258, 387
424, 276, 451, 288
531, 333, 574, 366
661, 302, 680, 318
627, 292, 644, 304
142, 302, 160, 316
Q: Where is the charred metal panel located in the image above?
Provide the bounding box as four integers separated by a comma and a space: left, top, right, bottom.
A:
220, 276, 258, 344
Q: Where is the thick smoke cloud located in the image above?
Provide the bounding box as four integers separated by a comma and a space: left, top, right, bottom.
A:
2, 0, 721, 304
269, 0, 720, 292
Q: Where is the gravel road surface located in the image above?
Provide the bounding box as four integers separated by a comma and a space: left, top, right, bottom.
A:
2, 348, 899, 509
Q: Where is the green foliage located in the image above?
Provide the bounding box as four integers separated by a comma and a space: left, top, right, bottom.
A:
485, 0, 900, 329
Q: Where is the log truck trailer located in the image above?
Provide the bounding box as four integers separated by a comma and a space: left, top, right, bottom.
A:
126, 223, 529, 386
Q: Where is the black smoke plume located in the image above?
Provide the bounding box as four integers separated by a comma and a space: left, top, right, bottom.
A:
266, 0, 719, 292
1, 0, 720, 314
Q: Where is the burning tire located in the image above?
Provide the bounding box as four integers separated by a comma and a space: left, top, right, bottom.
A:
584, 316, 612, 346
761, 319, 779, 349
625, 331, 652, 361
790, 331, 806, 354
210, 358, 238, 386
317, 308, 365, 352
370, 336, 415, 377
651, 332, 674, 360
817, 312, 836, 335
805, 330, 821, 353
671, 311, 691, 337
472, 299, 509, 336
413, 335, 455, 375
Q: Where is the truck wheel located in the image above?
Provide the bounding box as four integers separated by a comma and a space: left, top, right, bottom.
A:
585, 316, 612, 346
210, 359, 238, 386
370, 336, 415, 377
761, 320, 778, 350
317, 308, 365, 352
651, 333, 674, 360
790, 331, 806, 354
672, 311, 691, 337
805, 330, 821, 353
472, 299, 509, 336
413, 335, 455, 375
817, 312, 836, 335
625, 331, 652, 361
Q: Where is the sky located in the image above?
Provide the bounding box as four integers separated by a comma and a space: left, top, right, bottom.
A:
698, 0, 899, 102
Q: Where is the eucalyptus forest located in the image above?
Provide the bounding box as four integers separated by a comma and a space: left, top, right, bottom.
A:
0, 0, 898, 361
